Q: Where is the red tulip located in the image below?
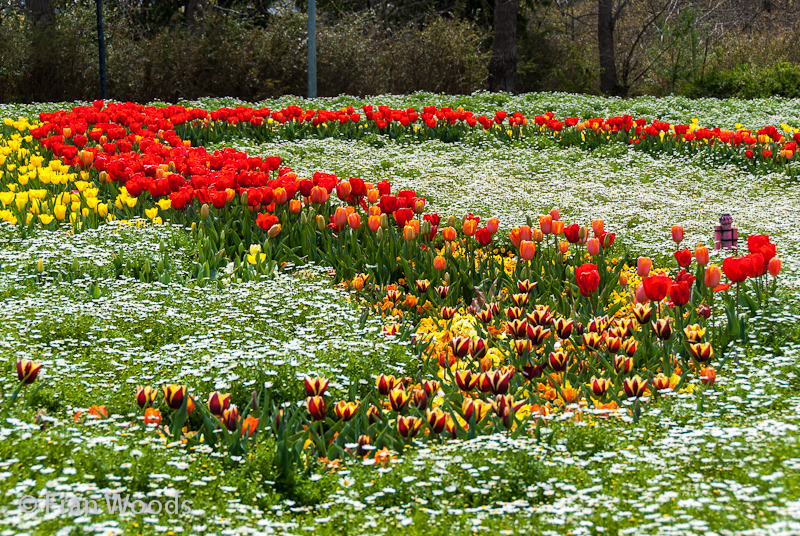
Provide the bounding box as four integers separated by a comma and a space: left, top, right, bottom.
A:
674, 248, 692, 267
475, 227, 492, 246
642, 274, 671, 301
722, 256, 751, 283
669, 280, 692, 307
575, 263, 600, 297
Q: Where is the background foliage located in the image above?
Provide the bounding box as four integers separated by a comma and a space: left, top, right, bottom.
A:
0, 0, 798, 102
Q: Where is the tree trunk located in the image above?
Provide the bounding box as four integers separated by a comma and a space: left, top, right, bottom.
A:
598, 0, 620, 95
29, 0, 54, 26
186, 0, 206, 34
489, 0, 518, 93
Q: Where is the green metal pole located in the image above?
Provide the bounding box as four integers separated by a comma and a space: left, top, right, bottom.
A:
308, 0, 316, 98
96, 0, 107, 99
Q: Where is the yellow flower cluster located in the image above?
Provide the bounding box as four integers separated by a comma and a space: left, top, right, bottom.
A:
0, 118, 115, 228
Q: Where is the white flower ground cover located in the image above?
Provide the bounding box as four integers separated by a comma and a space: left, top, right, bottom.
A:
1, 93, 800, 535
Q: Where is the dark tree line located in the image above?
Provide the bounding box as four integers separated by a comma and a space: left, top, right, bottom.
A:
3, 0, 799, 99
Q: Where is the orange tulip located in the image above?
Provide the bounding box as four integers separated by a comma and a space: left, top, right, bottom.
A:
539, 215, 552, 235
368, 215, 381, 232
592, 219, 604, 236
144, 408, 162, 426
768, 257, 782, 277
704, 264, 722, 288
693, 244, 709, 266
442, 226, 457, 241
519, 240, 535, 261
289, 199, 302, 214
586, 238, 600, 256
433, 255, 446, 271
462, 219, 477, 236
348, 213, 361, 230
552, 220, 564, 235
671, 225, 684, 244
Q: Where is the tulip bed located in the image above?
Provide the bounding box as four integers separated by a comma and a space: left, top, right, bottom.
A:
1, 93, 800, 535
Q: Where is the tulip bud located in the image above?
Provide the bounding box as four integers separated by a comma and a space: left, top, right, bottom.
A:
697, 303, 712, 318
200, 203, 209, 220
240, 192, 248, 206
36, 259, 44, 273
376, 227, 384, 241
316, 215, 326, 232
300, 212, 308, 225
380, 213, 389, 230
421, 220, 431, 238
533, 229, 544, 243
268, 223, 282, 238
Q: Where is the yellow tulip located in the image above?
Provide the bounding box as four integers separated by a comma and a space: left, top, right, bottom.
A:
54, 204, 67, 220
145, 207, 159, 219
125, 197, 137, 208
86, 197, 99, 209
115, 199, 123, 210
153, 216, 163, 225
30, 155, 44, 168
18, 174, 28, 186
157, 199, 171, 211
0, 191, 14, 206
25, 212, 33, 225
71, 201, 81, 212
84, 188, 98, 198
69, 213, 79, 224
29, 189, 47, 200
97, 203, 109, 218
81, 208, 90, 217
15, 192, 29, 211
49, 160, 61, 172
75, 181, 88, 192
39, 214, 54, 225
